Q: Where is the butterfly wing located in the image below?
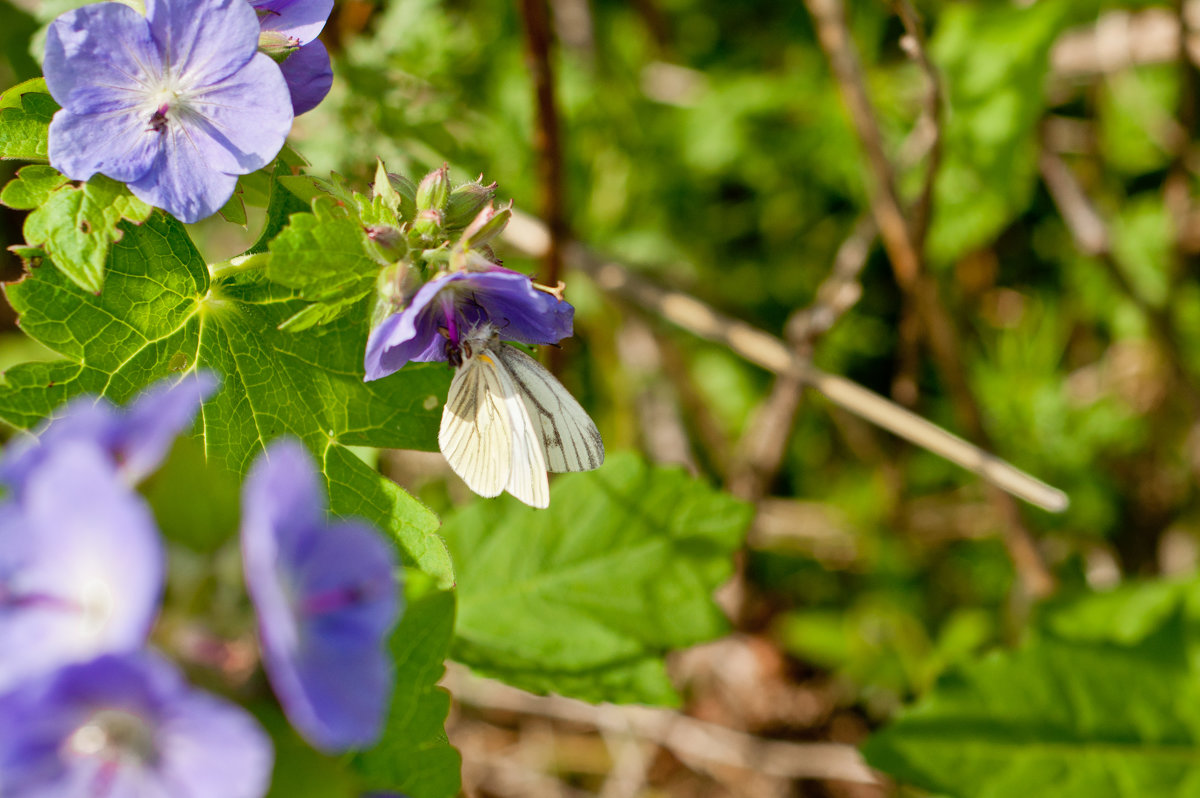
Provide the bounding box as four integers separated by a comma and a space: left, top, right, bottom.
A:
485, 348, 550, 508
438, 354, 512, 498
496, 345, 605, 473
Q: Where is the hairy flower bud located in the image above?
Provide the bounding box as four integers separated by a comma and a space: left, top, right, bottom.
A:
365, 224, 405, 262
415, 165, 451, 215
444, 179, 497, 230
257, 29, 300, 62
460, 201, 512, 250
410, 208, 443, 240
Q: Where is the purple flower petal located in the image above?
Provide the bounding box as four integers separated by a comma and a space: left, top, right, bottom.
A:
364, 269, 574, 380
47, 108, 159, 183
0, 373, 217, 494
43, 2, 162, 115
241, 439, 401, 751
0, 443, 163, 693
146, 0, 261, 86
0, 652, 273, 798
252, 0, 334, 45
280, 39, 333, 115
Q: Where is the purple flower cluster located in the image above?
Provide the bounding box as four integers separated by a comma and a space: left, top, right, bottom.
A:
0, 376, 401, 797
43, 0, 335, 224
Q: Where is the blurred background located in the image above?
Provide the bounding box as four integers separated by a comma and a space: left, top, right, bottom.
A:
3, 0, 1200, 795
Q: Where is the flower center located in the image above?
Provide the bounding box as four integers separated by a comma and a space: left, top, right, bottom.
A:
142, 81, 192, 134
78, 577, 115, 638
67, 709, 158, 768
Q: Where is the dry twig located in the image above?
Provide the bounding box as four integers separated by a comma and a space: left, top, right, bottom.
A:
502, 211, 1070, 515
445, 664, 880, 785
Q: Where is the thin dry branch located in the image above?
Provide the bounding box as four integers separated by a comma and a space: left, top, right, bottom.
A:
893, 0, 942, 251
1039, 145, 1200, 415
445, 664, 880, 785
806, 0, 1056, 598
502, 211, 1070, 514
806, 0, 919, 289
727, 216, 876, 501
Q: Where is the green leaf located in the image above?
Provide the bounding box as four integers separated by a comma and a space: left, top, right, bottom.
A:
0, 164, 67, 209
0, 210, 454, 584
20, 174, 153, 294
0, 78, 55, 161
1038, 579, 1194, 647
863, 623, 1200, 797
442, 453, 752, 705
926, 1, 1073, 264
353, 572, 461, 798
266, 195, 382, 304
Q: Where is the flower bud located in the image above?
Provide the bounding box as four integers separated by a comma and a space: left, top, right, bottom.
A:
460, 201, 512, 250
415, 165, 450, 215
410, 208, 443, 240
444, 178, 497, 230
257, 30, 300, 63
387, 173, 417, 220
365, 224, 406, 262
370, 261, 421, 330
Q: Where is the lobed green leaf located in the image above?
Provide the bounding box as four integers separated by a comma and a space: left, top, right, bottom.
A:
0, 210, 454, 583
442, 453, 752, 705
0, 78, 55, 162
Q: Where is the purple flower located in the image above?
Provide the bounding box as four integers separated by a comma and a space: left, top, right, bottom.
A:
0, 442, 163, 694
44, 0, 294, 223
251, 0, 333, 46
241, 439, 401, 751
250, 0, 334, 114
364, 268, 574, 381
0, 652, 272, 798
279, 40, 333, 115
0, 372, 217, 495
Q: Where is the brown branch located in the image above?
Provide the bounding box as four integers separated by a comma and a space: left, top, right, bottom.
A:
517, 0, 567, 291
445, 664, 880, 785
807, 0, 1055, 598
727, 216, 876, 502
894, 0, 943, 252
502, 211, 1070, 516
1039, 145, 1200, 415
805, 0, 919, 290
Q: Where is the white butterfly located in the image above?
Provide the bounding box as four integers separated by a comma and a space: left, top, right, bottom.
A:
438, 324, 604, 508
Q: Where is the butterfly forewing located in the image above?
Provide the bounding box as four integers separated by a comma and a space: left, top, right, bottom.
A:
496, 345, 605, 473
439, 353, 513, 497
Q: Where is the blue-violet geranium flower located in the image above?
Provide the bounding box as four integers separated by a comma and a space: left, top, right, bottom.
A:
364, 268, 573, 381
250, 0, 334, 114
241, 439, 401, 751
44, 0, 294, 223
0, 442, 163, 694
0, 652, 273, 798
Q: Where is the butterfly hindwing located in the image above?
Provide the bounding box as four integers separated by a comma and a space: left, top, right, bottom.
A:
496, 344, 605, 473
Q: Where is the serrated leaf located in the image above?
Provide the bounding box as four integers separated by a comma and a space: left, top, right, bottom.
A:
442, 453, 752, 704
21, 174, 152, 293
0, 78, 55, 161
266, 195, 382, 303
0, 210, 454, 584
353, 573, 461, 798
862, 624, 1200, 797
0, 164, 66, 209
